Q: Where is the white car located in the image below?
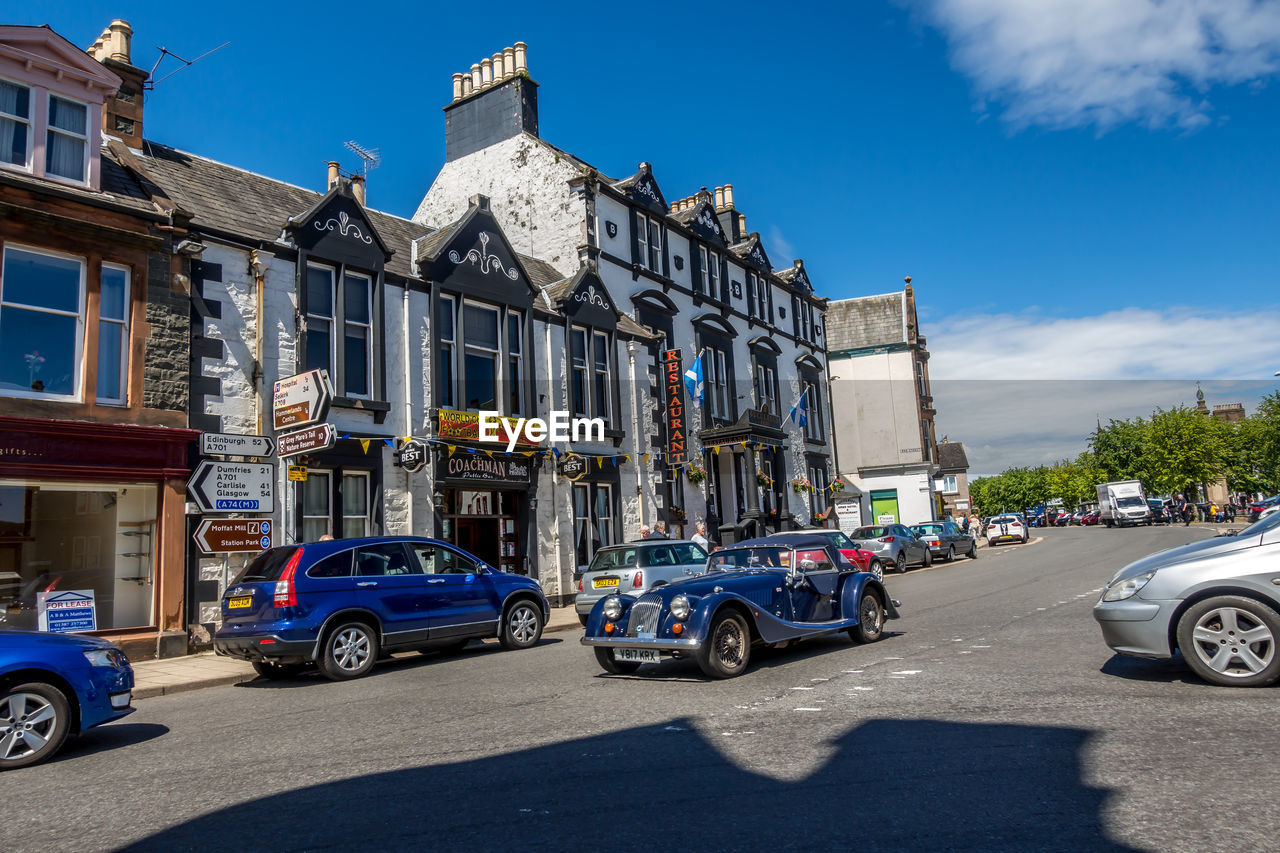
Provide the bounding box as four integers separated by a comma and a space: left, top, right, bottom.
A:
986, 514, 1028, 546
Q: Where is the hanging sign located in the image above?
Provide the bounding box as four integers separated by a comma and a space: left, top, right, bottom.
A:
558, 452, 589, 482
397, 439, 427, 473
437, 409, 542, 448
444, 454, 531, 484
661, 349, 687, 466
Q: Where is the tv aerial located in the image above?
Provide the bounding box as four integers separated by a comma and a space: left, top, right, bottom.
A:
147, 41, 230, 89
344, 140, 381, 179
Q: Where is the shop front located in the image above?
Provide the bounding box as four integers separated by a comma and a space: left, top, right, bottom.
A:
437, 451, 535, 575
0, 416, 197, 659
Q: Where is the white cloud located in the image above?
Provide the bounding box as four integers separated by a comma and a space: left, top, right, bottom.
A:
927, 307, 1280, 380
914, 0, 1280, 129
765, 225, 795, 263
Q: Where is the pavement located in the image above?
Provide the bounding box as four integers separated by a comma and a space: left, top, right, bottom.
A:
131, 604, 584, 699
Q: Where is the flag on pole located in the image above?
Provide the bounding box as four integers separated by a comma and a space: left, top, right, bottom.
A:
684, 349, 705, 408
788, 388, 809, 428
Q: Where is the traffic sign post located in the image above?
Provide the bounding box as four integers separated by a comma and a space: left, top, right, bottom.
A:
200, 433, 275, 458
187, 460, 276, 513
273, 369, 333, 431
194, 519, 273, 554
277, 423, 337, 458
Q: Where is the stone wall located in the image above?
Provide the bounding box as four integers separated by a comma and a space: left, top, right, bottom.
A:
142, 247, 189, 412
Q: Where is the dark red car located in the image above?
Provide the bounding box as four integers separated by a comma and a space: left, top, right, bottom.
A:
793, 529, 879, 578
1080, 510, 1101, 526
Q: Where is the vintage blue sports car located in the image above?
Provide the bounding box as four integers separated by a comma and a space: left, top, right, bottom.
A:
581, 535, 900, 678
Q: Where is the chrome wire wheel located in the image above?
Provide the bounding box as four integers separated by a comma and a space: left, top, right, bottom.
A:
713, 616, 746, 669
332, 627, 372, 672
0, 692, 58, 762
1189, 607, 1275, 679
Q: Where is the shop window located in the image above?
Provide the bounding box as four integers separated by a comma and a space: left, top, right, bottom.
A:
438, 295, 456, 409
302, 471, 332, 542
0, 245, 84, 401
0, 79, 31, 170
96, 263, 129, 405
45, 94, 88, 183
0, 480, 157, 631
573, 483, 616, 568
342, 472, 370, 538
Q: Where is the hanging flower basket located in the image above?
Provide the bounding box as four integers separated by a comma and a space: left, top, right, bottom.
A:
687, 466, 707, 485
756, 473, 773, 488
829, 480, 846, 493
791, 477, 812, 494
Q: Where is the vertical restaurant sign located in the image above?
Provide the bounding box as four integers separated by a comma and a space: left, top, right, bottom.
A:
662, 349, 687, 466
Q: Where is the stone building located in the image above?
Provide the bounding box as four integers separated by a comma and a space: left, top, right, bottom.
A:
825, 278, 940, 526
0, 23, 196, 658
933, 441, 972, 518
416, 44, 838, 566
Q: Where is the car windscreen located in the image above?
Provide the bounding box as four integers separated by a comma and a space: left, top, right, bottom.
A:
711, 547, 790, 570
587, 548, 637, 572
1240, 510, 1280, 537
913, 524, 944, 535
990, 516, 1019, 524
1116, 497, 1146, 508
232, 546, 302, 583
824, 531, 856, 549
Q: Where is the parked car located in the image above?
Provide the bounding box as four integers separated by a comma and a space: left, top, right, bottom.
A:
1053, 512, 1073, 527
986, 514, 1028, 545
850, 524, 932, 573
788, 529, 878, 577
1093, 509, 1280, 687
1248, 496, 1280, 522
1, 630, 134, 770
1148, 498, 1173, 525
575, 540, 709, 625
214, 537, 549, 681
911, 521, 977, 562
581, 534, 900, 679
1080, 510, 1101, 526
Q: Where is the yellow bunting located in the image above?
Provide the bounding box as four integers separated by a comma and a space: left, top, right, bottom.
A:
643, 453, 651, 465
596, 456, 604, 469
713, 446, 720, 456
448, 445, 457, 457
358, 439, 371, 455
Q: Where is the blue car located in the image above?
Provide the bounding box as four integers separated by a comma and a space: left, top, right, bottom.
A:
581, 534, 900, 679
214, 536, 550, 681
1, 630, 134, 770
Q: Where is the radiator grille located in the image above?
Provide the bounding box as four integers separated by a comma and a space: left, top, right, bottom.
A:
626, 594, 664, 636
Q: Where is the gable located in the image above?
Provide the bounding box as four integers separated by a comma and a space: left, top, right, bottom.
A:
562, 269, 618, 327
623, 170, 668, 214
291, 191, 390, 269
742, 237, 772, 272
428, 208, 537, 306
687, 200, 727, 245
0, 25, 122, 97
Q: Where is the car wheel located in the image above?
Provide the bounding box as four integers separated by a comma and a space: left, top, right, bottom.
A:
894, 552, 907, 573
868, 560, 885, 581
969, 542, 978, 559
319, 621, 378, 681
500, 600, 544, 650
849, 590, 885, 644
251, 660, 307, 680
1176, 596, 1280, 687
0, 682, 71, 770
594, 647, 641, 674
578, 613, 590, 627
945, 546, 955, 563
695, 610, 751, 679
922, 549, 932, 567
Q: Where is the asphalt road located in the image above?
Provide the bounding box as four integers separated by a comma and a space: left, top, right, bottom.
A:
6, 524, 1279, 852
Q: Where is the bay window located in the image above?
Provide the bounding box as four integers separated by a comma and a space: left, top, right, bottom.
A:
0, 245, 84, 400
1, 79, 31, 169
45, 94, 88, 183
96, 264, 129, 404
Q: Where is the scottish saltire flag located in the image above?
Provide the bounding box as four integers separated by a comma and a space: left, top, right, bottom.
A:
788, 388, 809, 428
684, 353, 704, 408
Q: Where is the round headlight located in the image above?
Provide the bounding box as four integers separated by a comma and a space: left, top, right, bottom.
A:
670, 594, 691, 621
602, 596, 623, 620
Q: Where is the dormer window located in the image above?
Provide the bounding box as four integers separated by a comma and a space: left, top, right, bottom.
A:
46, 94, 88, 183
636, 211, 663, 274
1, 80, 31, 169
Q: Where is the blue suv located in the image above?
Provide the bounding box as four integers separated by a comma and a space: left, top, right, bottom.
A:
214, 537, 549, 681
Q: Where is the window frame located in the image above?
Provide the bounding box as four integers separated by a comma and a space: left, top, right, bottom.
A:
572, 482, 617, 567
341, 471, 371, 539
570, 325, 589, 418
302, 469, 333, 542
942, 474, 959, 494
0, 77, 33, 173
44, 92, 90, 186
705, 346, 730, 421
802, 378, 824, 442
341, 270, 373, 400
0, 242, 86, 403
461, 300, 502, 413
507, 309, 524, 416
304, 262, 337, 381
95, 262, 130, 405
437, 293, 456, 409
592, 328, 611, 422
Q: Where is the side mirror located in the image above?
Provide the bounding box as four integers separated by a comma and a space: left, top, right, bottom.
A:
799, 558, 817, 571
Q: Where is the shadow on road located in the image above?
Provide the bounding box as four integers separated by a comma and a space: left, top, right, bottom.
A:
119, 718, 1136, 852
1098, 652, 1256, 688
55, 722, 169, 763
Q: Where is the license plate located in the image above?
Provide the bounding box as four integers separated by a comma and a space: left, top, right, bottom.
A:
228, 596, 253, 609
593, 577, 619, 589
616, 648, 660, 663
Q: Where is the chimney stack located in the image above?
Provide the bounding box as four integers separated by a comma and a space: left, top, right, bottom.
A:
327, 161, 340, 189
88, 20, 146, 148
514, 42, 528, 73
714, 187, 725, 209
351, 175, 366, 206
445, 42, 540, 162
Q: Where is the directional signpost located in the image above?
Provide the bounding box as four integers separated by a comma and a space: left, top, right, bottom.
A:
200, 432, 275, 458
277, 423, 337, 459
273, 369, 333, 431
187, 460, 275, 513
194, 518, 273, 554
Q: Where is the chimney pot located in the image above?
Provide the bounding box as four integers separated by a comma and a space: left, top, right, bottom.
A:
492, 52, 505, 79
480, 57, 493, 88
327, 161, 340, 189
723, 184, 734, 208
351, 175, 366, 206
514, 42, 528, 73
451, 73, 464, 102
714, 187, 725, 209
470, 63, 482, 92
461, 74, 473, 96
503, 46, 516, 78
107, 19, 133, 64
738, 213, 746, 234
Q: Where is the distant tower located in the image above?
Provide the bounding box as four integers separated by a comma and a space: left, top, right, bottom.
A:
1195, 382, 1209, 414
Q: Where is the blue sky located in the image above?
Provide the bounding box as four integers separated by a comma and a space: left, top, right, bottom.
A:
16, 0, 1280, 466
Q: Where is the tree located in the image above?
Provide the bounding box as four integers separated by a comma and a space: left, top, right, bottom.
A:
1143, 406, 1230, 497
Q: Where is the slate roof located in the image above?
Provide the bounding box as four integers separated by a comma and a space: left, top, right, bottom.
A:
937, 442, 969, 472
539, 273, 654, 340
0, 152, 159, 217
825, 292, 906, 351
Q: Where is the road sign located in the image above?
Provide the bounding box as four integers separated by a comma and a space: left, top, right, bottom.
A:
277, 423, 337, 458
194, 518, 273, 554
187, 460, 275, 513
273, 368, 333, 431
287, 465, 308, 481
398, 438, 427, 473
200, 432, 275, 458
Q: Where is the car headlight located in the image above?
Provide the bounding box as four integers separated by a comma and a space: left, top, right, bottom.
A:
1101, 571, 1156, 602
670, 594, 691, 621
84, 648, 128, 668
602, 596, 623, 620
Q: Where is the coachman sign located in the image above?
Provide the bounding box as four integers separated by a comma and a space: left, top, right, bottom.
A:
444, 454, 531, 485
661, 349, 687, 466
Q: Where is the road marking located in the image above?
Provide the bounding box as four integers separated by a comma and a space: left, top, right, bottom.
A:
959, 650, 972, 654
811, 677, 830, 682
891, 670, 922, 675
664, 725, 687, 731
850, 686, 874, 691
843, 670, 863, 674
794, 707, 823, 712
970, 645, 991, 648
790, 686, 815, 691
1037, 607, 1047, 611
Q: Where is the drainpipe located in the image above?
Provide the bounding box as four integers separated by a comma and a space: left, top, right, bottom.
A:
402, 284, 414, 534
536, 284, 563, 600
248, 250, 274, 433
628, 340, 644, 531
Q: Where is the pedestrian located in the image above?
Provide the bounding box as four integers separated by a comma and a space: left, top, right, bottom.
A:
651, 520, 669, 539
1175, 494, 1190, 526
959, 514, 970, 534
691, 521, 709, 551
639, 524, 651, 539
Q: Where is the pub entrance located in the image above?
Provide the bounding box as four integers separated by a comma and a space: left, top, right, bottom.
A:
441, 487, 524, 574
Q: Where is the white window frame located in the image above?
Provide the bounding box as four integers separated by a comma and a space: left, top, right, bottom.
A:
341, 471, 371, 539
302, 469, 333, 542
507, 310, 523, 416
44, 92, 90, 186
96, 262, 130, 405
810, 466, 828, 515
803, 379, 823, 442
746, 272, 758, 319
462, 300, 501, 413
942, 475, 958, 494
0, 77, 33, 173
706, 347, 729, 420
342, 271, 373, 400
755, 363, 776, 414
305, 263, 337, 380
570, 326, 589, 417
647, 216, 663, 272
592, 329, 611, 422
594, 483, 615, 552
707, 248, 720, 298
636, 214, 649, 270
697, 246, 708, 294
438, 294, 456, 409
0, 243, 86, 402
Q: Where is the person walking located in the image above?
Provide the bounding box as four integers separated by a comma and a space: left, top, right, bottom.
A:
1175, 494, 1190, 526
649, 521, 670, 539
639, 524, 652, 539
691, 521, 709, 551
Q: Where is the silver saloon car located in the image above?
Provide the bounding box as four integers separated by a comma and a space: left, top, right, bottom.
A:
1093, 511, 1280, 687
574, 540, 709, 625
